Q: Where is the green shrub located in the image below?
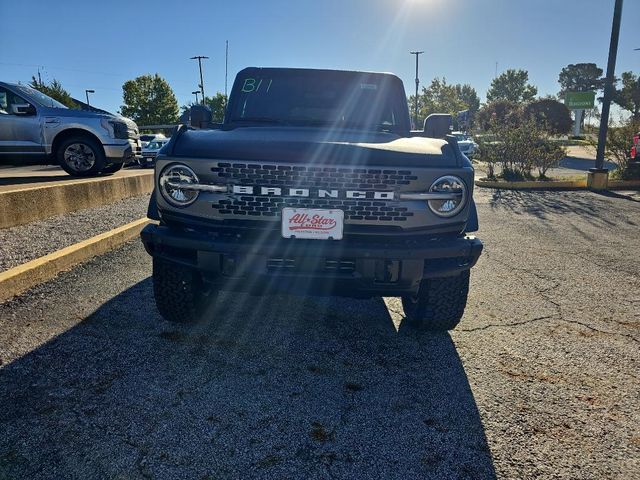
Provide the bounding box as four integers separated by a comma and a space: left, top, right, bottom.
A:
476, 118, 566, 180
587, 120, 640, 179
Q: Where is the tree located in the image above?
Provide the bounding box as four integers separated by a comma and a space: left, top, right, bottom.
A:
182, 92, 227, 123
29, 76, 77, 108
456, 84, 480, 114
612, 71, 640, 120
486, 69, 537, 103
558, 63, 603, 97
408, 77, 480, 127
476, 100, 521, 131
120, 74, 179, 125
523, 98, 572, 135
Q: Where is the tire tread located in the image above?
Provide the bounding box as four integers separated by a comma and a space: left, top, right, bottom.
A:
401, 271, 470, 331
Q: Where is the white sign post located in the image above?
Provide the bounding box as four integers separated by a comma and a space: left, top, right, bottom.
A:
573, 109, 583, 137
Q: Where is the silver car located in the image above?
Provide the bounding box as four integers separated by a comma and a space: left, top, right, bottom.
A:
0, 81, 141, 176
139, 138, 169, 168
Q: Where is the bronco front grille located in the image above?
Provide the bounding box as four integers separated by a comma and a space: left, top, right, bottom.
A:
210, 162, 419, 222
212, 163, 418, 189
213, 196, 413, 222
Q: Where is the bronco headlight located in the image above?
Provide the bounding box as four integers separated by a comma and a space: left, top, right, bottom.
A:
159, 164, 200, 207
427, 175, 467, 217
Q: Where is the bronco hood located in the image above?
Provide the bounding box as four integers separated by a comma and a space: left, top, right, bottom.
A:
169, 126, 463, 168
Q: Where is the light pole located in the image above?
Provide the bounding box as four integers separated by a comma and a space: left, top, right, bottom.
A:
410, 51, 424, 129
85, 89, 95, 108
190, 55, 209, 105
192, 91, 200, 104
592, 0, 624, 189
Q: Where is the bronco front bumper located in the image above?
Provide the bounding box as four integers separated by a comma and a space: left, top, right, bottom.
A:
141, 224, 483, 297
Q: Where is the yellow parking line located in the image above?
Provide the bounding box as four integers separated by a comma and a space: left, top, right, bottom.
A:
0, 218, 150, 303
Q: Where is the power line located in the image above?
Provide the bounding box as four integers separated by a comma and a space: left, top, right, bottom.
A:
0, 61, 127, 78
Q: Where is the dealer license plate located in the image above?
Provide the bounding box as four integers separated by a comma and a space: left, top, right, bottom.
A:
281, 208, 344, 240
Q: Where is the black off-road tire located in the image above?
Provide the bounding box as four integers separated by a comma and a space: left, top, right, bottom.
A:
56, 135, 106, 177
401, 271, 470, 332
153, 257, 207, 323
101, 162, 124, 174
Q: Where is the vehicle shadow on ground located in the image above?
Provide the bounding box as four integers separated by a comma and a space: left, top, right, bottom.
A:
489, 189, 618, 226
558, 156, 616, 172
0, 279, 496, 479
0, 174, 72, 186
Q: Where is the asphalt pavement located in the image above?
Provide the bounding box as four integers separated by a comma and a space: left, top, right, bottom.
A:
0, 188, 638, 479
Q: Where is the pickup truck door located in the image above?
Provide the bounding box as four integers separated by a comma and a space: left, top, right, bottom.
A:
0, 87, 45, 156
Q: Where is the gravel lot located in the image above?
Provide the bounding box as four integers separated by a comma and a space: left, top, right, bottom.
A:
0, 194, 149, 271
0, 188, 638, 479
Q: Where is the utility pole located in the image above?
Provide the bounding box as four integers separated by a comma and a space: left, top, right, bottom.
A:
495, 61, 498, 79
592, 0, 624, 189
192, 91, 200, 104
410, 51, 424, 130
190, 55, 209, 105
85, 89, 95, 108
225, 40, 229, 98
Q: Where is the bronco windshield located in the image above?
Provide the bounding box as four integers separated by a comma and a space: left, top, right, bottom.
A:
226, 68, 410, 134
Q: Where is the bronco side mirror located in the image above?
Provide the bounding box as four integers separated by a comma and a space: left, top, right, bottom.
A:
423, 114, 452, 139
189, 105, 213, 129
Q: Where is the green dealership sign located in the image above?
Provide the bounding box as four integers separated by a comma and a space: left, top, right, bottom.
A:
564, 91, 595, 109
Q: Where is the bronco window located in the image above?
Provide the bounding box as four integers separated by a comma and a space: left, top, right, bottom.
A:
227, 70, 407, 133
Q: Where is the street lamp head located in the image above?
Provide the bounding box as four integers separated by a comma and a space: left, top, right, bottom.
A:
192, 91, 200, 95
410, 51, 424, 55
86, 89, 95, 93
190, 56, 209, 60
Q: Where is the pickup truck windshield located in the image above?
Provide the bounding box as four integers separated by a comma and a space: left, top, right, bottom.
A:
15, 85, 68, 109
227, 70, 407, 133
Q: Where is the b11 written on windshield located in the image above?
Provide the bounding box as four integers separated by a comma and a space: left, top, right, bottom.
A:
241, 78, 273, 93
240, 78, 379, 94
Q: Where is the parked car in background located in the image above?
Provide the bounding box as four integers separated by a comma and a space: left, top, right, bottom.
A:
629, 131, 640, 176
452, 131, 478, 159
140, 133, 166, 148
0, 81, 141, 176
138, 138, 169, 167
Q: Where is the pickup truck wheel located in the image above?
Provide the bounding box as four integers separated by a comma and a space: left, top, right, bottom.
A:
101, 162, 123, 174
152, 257, 206, 323
57, 136, 106, 176
401, 271, 470, 332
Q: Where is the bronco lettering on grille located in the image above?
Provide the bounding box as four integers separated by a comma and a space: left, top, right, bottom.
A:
232, 185, 394, 200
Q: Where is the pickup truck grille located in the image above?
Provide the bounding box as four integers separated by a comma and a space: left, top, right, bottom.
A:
214, 196, 413, 222
212, 163, 418, 190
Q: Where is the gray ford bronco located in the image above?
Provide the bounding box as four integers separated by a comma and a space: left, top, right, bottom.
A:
141, 67, 482, 331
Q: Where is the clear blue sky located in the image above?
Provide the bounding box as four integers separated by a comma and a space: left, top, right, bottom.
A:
1, 0, 638, 115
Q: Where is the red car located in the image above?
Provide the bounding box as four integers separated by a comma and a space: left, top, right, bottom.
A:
631, 133, 639, 161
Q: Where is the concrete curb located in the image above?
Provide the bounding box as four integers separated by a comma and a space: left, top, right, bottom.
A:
0, 218, 150, 303
0, 172, 153, 229
475, 177, 640, 190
